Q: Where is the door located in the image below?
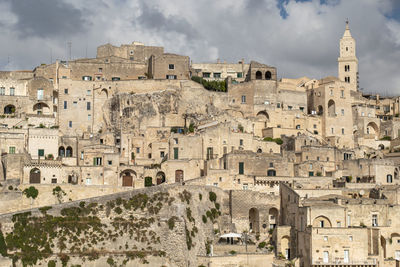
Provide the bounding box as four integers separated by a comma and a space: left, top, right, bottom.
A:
323, 251, 329, 263
29, 170, 40, 184
285, 248, 290, 260
122, 174, 133, 187
395, 250, 400, 260
173, 148, 179, 160
175, 170, 183, 183
344, 250, 349, 263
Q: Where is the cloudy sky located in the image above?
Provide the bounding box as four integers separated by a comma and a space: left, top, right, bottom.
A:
0, 0, 399, 94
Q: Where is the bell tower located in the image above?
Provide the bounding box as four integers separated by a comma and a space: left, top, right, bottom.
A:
338, 20, 358, 91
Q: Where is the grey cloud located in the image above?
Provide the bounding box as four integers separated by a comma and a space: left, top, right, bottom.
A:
8, 0, 87, 38
135, 3, 199, 40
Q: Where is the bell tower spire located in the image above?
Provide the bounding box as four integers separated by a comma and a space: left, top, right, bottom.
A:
338, 20, 358, 91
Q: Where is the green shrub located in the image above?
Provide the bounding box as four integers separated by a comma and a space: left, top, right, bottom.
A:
202, 215, 207, 223
144, 177, 153, 187
263, 137, 283, 145
199, 193, 202, 200
114, 207, 123, 215
107, 257, 115, 266
23, 186, 39, 199
0, 229, 6, 256
188, 123, 195, 133
215, 202, 220, 210
209, 191, 217, 202
168, 217, 178, 230
48, 260, 56, 267
191, 76, 226, 92
229, 250, 237, 255
258, 241, 266, 249
8, 185, 13, 190
380, 136, 391, 141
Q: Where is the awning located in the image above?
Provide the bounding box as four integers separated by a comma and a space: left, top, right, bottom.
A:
219, 233, 242, 238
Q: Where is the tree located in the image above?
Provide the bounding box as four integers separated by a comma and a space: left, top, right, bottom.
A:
23, 186, 39, 199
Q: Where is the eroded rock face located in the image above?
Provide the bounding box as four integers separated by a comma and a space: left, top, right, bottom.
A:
103, 83, 230, 134
0, 185, 229, 267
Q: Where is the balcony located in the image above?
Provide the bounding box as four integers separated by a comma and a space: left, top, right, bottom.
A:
312, 259, 377, 267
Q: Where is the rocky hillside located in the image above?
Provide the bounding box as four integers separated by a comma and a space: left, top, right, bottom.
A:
0, 185, 229, 267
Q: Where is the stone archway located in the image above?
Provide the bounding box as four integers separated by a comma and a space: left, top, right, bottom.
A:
255, 71, 262, 80
58, 146, 65, 157
328, 100, 335, 117
269, 207, 278, 229
4, 105, 15, 114
120, 169, 136, 187
265, 71, 272, 80
313, 215, 332, 228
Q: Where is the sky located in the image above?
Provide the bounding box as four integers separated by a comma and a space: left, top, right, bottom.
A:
0, 0, 399, 95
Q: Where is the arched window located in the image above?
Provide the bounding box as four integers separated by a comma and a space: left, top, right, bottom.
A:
4, 105, 15, 114
58, 146, 65, 157
29, 168, 41, 184
267, 169, 276, 176
255, 71, 262, 80
265, 71, 272, 80
66, 146, 73, 157
387, 174, 393, 183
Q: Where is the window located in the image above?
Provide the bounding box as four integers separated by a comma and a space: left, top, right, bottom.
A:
277, 103, 281, 108
320, 220, 325, 227
237, 72, 243, 78
323, 236, 328, 241
136, 147, 140, 154
213, 183, 218, 187
337, 221, 341, 227
174, 138, 178, 144
81, 151, 84, 160
38, 149, 44, 157
64, 101, 67, 109
87, 102, 91, 110
288, 105, 293, 110
349, 236, 353, 241
166, 75, 177, 79
168, 64, 175, 70
341, 109, 344, 116
213, 73, 221, 78
241, 95, 246, 103
239, 139, 243, 146
296, 125, 300, 129
309, 171, 314, 177
88, 114, 91, 121
327, 157, 329, 161
93, 157, 102, 166
317, 156, 320, 161
87, 90, 91, 95
342, 128, 345, 135
82, 76, 92, 81
68, 121, 72, 128
9, 147, 15, 154
160, 151, 165, 158
269, 162, 274, 167
0, 87, 4, 95
86, 178, 92, 185
173, 147, 179, 159
239, 162, 244, 174
330, 89, 333, 96
387, 174, 393, 183
341, 90, 344, 98
243, 183, 248, 190
309, 163, 313, 170
98, 68, 102, 73
51, 178, 57, 184
331, 128, 334, 134
203, 72, 210, 78
10, 87, 15, 96
344, 250, 349, 263
111, 77, 120, 81
372, 214, 378, 227
64, 89, 68, 94
108, 160, 112, 165
300, 107, 304, 112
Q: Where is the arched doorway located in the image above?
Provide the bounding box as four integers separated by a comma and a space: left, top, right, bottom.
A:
249, 208, 260, 233
265, 71, 271, 80
328, 100, 335, 117
100, 88, 108, 99
58, 146, 65, 157
366, 122, 379, 138
66, 146, 73, 157
269, 207, 278, 229
256, 111, 269, 128
267, 169, 276, 176
255, 71, 262, 80
317, 105, 323, 115
29, 168, 41, 184
120, 169, 136, 187
33, 102, 50, 115
4, 105, 15, 114
281, 236, 290, 259
156, 171, 166, 185
175, 170, 184, 183
378, 144, 384, 150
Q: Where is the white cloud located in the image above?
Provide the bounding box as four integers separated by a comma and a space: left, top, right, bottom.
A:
0, 0, 399, 94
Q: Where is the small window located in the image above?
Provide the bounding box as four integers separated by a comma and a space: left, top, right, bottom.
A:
64, 101, 67, 109
203, 72, 210, 78
93, 157, 102, 166
241, 95, 246, 103
108, 160, 112, 165
64, 89, 68, 94
136, 147, 140, 154
98, 68, 103, 73
313, 124, 317, 129
349, 236, 353, 241
10, 87, 15, 96
341, 90, 344, 97
87, 90, 91, 95
51, 178, 57, 184
160, 151, 165, 158
277, 103, 281, 108
174, 138, 178, 145
323, 236, 328, 241
68, 121, 72, 128
38, 149, 44, 157
9, 147, 15, 154
80, 151, 84, 160
82, 76, 92, 81
243, 183, 248, 190
237, 72, 243, 78
213, 73, 221, 78
88, 114, 91, 121
239, 139, 243, 146
320, 220, 324, 227
168, 64, 175, 70
288, 106, 293, 110
166, 75, 177, 80
337, 221, 341, 227
341, 109, 344, 116
342, 128, 345, 135
73, 101, 77, 107
239, 162, 244, 175
87, 102, 91, 110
